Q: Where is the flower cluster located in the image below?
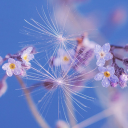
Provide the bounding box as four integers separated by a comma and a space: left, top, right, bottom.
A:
1, 47, 35, 77
94, 43, 128, 88
50, 34, 96, 72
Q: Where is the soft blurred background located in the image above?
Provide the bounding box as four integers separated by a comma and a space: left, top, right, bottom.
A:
0, 0, 128, 128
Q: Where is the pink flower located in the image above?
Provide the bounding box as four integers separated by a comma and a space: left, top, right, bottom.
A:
2, 58, 22, 77
21, 47, 34, 66
0, 75, 8, 97
0, 56, 3, 65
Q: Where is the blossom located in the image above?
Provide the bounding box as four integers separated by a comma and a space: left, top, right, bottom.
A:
0, 56, 3, 65
73, 47, 94, 69
123, 58, 128, 68
21, 47, 34, 66
94, 66, 119, 87
119, 73, 128, 88
0, 75, 8, 97
113, 63, 128, 88
2, 58, 22, 77
94, 43, 113, 66
53, 48, 75, 70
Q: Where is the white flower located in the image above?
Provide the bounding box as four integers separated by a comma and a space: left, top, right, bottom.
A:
21, 47, 34, 66
2, 58, 22, 77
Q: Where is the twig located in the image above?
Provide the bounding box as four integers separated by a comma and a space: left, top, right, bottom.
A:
73, 108, 113, 128
16, 75, 50, 128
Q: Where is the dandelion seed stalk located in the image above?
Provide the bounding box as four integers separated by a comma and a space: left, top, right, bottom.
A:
16, 75, 50, 128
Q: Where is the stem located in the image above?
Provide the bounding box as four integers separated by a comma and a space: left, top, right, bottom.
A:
15, 76, 50, 128
111, 45, 124, 49
73, 108, 113, 128
65, 91, 76, 127
114, 55, 123, 61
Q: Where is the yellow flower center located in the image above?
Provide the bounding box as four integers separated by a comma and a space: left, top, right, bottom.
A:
23, 55, 29, 62
63, 56, 69, 62
104, 71, 110, 77
100, 51, 105, 58
9, 63, 16, 69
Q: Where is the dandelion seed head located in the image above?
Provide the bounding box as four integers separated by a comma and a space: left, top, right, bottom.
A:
57, 34, 66, 43
56, 78, 64, 86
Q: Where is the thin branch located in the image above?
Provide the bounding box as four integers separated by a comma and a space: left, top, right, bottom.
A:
73, 108, 113, 128
16, 75, 50, 128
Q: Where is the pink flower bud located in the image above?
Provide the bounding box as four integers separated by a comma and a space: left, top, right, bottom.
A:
0, 75, 8, 97
56, 120, 69, 128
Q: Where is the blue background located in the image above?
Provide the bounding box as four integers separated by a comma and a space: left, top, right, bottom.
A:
0, 0, 128, 128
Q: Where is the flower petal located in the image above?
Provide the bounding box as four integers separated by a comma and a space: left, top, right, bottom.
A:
107, 66, 115, 75
102, 77, 110, 87
58, 49, 65, 56
94, 44, 102, 53
98, 66, 106, 72
104, 53, 113, 61
28, 54, 34, 61
95, 53, 100, 60
6, 69, 13, 77
24, 47, 33, 54
16, 61, 21, 68
14, 68, 21, 75
2, 63, 9, 70
8, 58, 15, 63
102, 43, 110, 52
53, 58, 61, 66
96, 58, 105, 66
94, 73, 103, 81
110, 75, 119, 83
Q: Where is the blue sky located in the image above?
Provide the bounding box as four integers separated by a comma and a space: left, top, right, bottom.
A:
0, 0, 128, 128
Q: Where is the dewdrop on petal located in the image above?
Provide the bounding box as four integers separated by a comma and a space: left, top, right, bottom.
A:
56, 120, 69, 128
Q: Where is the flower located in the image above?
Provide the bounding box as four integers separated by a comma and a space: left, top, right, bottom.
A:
123, 58, 128, 68
0, 75, 8, 97
119, 73, 128, 88
21, 47, 34, 66
53, 48, 75, 70
94, 43, 113, 66
0, 56, 3, 65
2, 58, 22, 77
94, 66, 119, 87
73, 47, 94, 69
113, 63, 127, 88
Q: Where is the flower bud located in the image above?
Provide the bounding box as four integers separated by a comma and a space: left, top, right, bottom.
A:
123, 58, 128, 67
56, 120, 69, 128
0, 75, 8, 97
